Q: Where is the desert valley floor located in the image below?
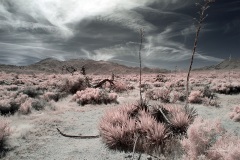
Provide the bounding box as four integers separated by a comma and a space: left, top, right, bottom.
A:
0, 70, 240, 160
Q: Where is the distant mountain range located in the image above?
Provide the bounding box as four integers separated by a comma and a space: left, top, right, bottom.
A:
1, 58, 240, 74
0, 58, 169, 74
196, 59, 240, 70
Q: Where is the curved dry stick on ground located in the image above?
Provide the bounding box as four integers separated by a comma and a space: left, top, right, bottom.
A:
56, 128, 100, 139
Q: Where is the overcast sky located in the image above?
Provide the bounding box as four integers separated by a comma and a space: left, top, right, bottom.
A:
0, 0, 239, 69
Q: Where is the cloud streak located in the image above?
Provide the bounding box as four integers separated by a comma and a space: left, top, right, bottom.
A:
0, 0, 238, 69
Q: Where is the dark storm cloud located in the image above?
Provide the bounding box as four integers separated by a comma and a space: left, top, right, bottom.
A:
0, 0, 239, 69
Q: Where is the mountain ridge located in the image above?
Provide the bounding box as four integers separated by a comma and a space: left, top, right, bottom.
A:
194, 59, 240, 71
0, 58, 169, 74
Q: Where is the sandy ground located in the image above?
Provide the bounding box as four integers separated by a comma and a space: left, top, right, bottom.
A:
2, 85, 240, 160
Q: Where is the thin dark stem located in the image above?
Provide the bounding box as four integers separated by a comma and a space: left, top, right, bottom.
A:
185, 0, 214, 106
139, 28, 144, 105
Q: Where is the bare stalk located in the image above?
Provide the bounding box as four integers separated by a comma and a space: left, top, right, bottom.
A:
228, 54, 231, 82
138, 28, 144, 105
185, 0, 215, 106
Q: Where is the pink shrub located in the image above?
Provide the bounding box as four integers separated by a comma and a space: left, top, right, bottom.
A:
146, 87, 172, 103
169, 91, 181, 103
211, 81, 240, 94
137, 111, 168, 152
188, 90, 203, 103
19, 98, 32, 115
229, 106, 240, 122
72, 88, 117, 105
108, 93, 118, 102
43, 92, 60, 102
59, 76, 87, 94
0, 99, 18, 115
168, 106, 191, 133
99, 106, 136, 151
207, 133, 240, 160
113, 81, 128, 93
99, 104, 170, 154
181, 117, 225, 160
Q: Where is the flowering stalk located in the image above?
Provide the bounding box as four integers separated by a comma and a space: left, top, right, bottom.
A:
186, 0, 215, 106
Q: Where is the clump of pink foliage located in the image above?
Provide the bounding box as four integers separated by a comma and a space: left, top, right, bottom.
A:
99, 103, 196, 155
207, 133, 240, 160
99, 104, 169, 153
188, 90, 203, 103
72, 88, 118, 105
181, 117, 225, 160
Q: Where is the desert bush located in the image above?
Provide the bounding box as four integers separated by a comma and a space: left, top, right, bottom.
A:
99, 104, 169, 153
167, 106, 192, 134
145, 87, 172, 103
0, 118, 10, 157
43, 91, 61, 102
169, 91, 181, 103
206, 133, 240, 160
60, 77, 87, 94
72, 88, 118, 105
113, 81, 128, 93
181, 117, 225, 160
188, 90, 203, 104
206, 98, 220, 107
31, 99, 46, 111
156, 74, 168, 82
201, 85, 215, 99
229, 106, 240, 122
19, 98, 32, 115
0, 99, 19, 115
99, 103, 197, 156
211, 81, 240, 94
21, 87, 42, 98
